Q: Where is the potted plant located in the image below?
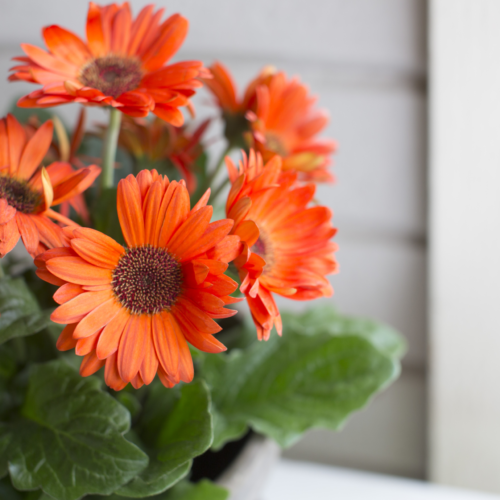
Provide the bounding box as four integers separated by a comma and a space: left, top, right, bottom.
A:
0, 3, 405, 500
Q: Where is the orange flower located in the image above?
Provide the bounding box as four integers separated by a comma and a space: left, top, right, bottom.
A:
249, 71, 336, 183
25, 110, 92, 224
203, 63, 335, 181
203, 61, 273, 115
0, 114, 100, 258
202, 62, 274, 146
226, 150, 338, 340
115, 116, 210, 193
9, 3, 210, 125
35, 170, 241, 390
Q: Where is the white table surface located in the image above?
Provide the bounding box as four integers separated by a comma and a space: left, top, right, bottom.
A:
261, 460, 500, 500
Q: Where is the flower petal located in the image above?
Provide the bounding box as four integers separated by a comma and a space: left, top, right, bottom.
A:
152, 311, 179, 380
105, 352, 128, 391
96, 307, 130, 360
21, 43, 77, 77
118, 314, 147, 383
73, 227, 125, 256
157, 182, 189, 247
141, 14, 188, 71
56, 323, 78, 351
153, 105, 184, 127
167, 205, 212, 258
73, 297, 121, 339
16, 213, 40, 257
51, 290, 112, 324
76, 329, 101, 356
86, 2, 106, 57
173, 297, 221, 334
71, 237, 121, 269
43, 25, 92, 67
53, 282, 84, 305
6, 114, 27, 175
0, 200, 16, 225
143, 181, 163, 245
117, 175, 145, 247
80, 351, 105, 377
180, 219, 234, 262
47, 256, 112, 285
139, 323, 157, 385
168, 313, 194, 383
0, 217, 20, 258
17, 120, 53, 180
31, 215, 66, 249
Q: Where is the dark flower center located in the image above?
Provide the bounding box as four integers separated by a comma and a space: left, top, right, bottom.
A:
251, 232, 274, 271
252, 237, 267, 258
0, 174, 41, 214
79, 56, 143, 98
112, 246, 183, 315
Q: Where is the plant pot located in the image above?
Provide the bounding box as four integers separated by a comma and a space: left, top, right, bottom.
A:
217, 435, 281, 500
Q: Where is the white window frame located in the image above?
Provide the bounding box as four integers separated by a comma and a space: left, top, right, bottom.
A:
429, 0, 500, 493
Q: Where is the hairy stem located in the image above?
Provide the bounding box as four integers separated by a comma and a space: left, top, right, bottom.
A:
101, 107, 122, 190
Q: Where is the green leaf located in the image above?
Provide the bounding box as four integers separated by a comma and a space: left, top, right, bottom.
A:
116, 380, 213, 498
161, 480, 229, 500
202, 329, 400, 449
281, 306, 407, 360
87, 479, 228, 500
0, 425, 11, 478
0, 278, 52, 346
0, 360, 148, 500
91, 187, 124, 245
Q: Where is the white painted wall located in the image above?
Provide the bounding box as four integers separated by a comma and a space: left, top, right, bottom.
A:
0, 0, 427, 479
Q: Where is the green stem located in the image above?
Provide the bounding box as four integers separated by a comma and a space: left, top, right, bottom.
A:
204, 144, 233, 194
100, 107, 122, 190
0, 260, 5, 279
210, 177, 230, 205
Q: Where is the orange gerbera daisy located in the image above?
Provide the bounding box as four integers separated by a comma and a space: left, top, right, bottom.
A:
35, 170, 241, 390
226, 150, 338, 340
249, 71, 337, 183
114, 115, 209, 193
9, 3, 210, 125
202, 62, 274, 146
25, 109, 92, 224
0, 114, 100, 258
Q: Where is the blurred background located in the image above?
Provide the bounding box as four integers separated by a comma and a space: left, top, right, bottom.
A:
0, 0, 427, 482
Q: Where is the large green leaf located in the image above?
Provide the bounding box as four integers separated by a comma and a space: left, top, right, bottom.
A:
202, 326, 401, 449
281, 306, 407, 360
161, 480, 229, 500
88, 479, 228, 500
0, 278, 52, 346
116, 380, 213, 498
0, 360, 148, 500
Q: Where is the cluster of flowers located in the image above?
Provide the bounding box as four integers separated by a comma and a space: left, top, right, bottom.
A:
1, 2, 337, 391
